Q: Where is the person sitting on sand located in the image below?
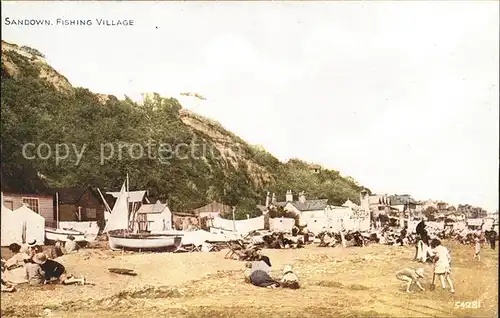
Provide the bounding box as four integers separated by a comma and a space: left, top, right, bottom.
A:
395, 268, 425, 293
21, 239, 42, 258
4, 243, 29, 270
24, 259, 45, 286
245, 258, 280, 289
255, 249, 272, 267
46, 240, 65, 259
32, 253, 85, 285
64, 235, 79, 253
280, 264, 300, 289
3, 243, 29, 285
319, 232, 332, 247
429, 239, 455, 294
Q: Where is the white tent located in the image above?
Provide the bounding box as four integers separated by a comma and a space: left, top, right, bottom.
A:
1, 205, 23, 246
2, 205, 45, 246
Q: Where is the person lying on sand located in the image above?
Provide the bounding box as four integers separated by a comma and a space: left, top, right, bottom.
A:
280, 265, 300, 289
395, 268, 425, 293
32, 253, 85, 285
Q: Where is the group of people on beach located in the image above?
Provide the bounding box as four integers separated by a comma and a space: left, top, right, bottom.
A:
395, 218, 497, 294
1, 237, 85, 292
396, 237, 455, 294
244, 248, 300, 289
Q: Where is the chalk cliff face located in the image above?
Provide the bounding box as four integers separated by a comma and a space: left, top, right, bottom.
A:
2, 41, 73, 93
0, 41, 366, 214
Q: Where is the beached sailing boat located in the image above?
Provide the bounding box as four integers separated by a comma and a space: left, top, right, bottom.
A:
44, 191, 87, 243
104, 175, 183, 251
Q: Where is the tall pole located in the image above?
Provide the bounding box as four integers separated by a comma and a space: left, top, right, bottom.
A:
340, 218, 347, 248
56, 192, 60, 229
126, 174, 130, 230
232, 206, 236, 232
407, 198, 411, 228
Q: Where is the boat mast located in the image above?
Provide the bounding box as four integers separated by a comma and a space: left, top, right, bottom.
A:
126, 173, 130, 230
97, 188, 112, 213
56, 191, 60, 229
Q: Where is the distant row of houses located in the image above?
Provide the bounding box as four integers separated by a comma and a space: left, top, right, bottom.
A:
2, 185, 495, 234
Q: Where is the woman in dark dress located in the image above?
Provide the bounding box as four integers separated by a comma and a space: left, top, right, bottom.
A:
32, 253, 85, 285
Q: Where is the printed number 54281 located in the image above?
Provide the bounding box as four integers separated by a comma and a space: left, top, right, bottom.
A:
455, 301, 481, 309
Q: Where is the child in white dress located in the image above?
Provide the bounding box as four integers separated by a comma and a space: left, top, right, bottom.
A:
429, 238, 455, 293
473, 237, 481, 261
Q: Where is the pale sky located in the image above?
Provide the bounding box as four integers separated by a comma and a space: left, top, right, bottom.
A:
2, 1, 499, 212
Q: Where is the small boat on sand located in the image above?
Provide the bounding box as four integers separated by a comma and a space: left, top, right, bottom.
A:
107, 229, 182, 251
104, 176, 183, 251
45, 228, 86, 243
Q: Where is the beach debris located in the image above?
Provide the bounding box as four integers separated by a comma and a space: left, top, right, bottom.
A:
108, 268, 137, 276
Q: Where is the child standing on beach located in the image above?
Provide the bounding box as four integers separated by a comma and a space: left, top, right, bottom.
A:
473, 237, 481, 261
429, 238, 455, 293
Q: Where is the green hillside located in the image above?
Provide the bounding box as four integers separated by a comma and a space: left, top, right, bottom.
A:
0, 41, 369, 219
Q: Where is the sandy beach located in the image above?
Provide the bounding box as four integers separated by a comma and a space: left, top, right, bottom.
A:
1, 240, 497, 318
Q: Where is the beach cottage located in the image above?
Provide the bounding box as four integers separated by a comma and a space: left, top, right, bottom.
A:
271, 190, 328, 226
133, 200, 172, 232
2, 190, 54, 225
52, 186, 106, 231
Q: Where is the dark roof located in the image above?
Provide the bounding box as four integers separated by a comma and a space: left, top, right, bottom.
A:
291, 199, 328, 211
193, 201, 232, 214
388, 194, 418, 205
51, 187, 91, 205
172, 211, 197, 217
274, 199, 328, 211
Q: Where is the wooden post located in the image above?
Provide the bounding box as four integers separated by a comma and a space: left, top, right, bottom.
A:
232, 206, 236, 232
340, 218, 347, 248
56, 192, 60, 229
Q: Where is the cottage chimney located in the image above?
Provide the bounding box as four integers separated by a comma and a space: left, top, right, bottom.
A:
360, 190, 370, 214
271, 193, 276, 204
285, 190, 293, 202
298, 191, 306, 203
265, 191, 270, 207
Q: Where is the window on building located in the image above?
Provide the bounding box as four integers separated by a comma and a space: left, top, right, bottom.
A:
22, 197, 40, 214
86, 208, 97, 219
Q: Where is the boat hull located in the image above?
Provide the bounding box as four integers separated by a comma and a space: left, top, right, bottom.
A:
108, 233, 183, 251
45, 228, 86, 242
